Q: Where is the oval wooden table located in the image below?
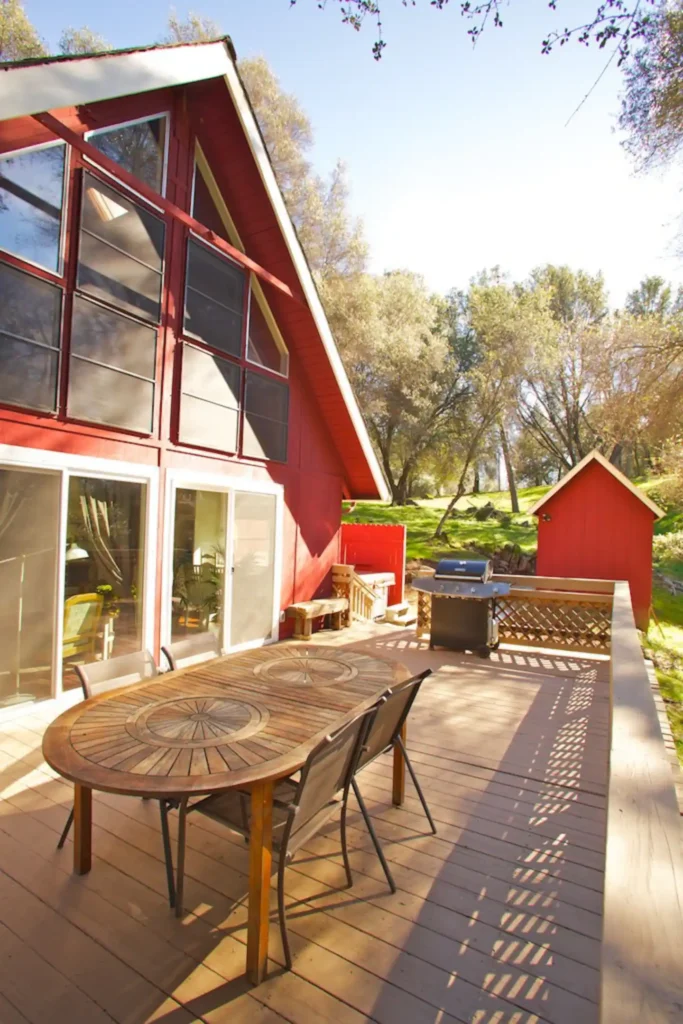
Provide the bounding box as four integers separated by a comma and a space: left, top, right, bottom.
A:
43, 643, 410, 984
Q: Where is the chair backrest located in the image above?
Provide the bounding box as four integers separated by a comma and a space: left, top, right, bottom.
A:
63, 593, 104, 656
281, 707, 377, 856
75, 649, 159, 699
356, 669, 432, 772
161, 632, 222, 672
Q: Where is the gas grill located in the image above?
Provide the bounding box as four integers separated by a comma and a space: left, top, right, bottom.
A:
412, 558, 510, 658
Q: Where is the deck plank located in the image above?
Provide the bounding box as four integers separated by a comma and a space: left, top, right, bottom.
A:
0, 634, 612, 1024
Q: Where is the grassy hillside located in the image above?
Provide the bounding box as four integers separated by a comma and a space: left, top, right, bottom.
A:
342, 486, 548, 562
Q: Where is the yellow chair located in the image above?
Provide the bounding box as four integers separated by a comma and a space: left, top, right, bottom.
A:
62, 593, 104, 660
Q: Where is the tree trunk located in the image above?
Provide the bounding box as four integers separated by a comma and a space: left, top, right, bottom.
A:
608, 442, 623, 468
472, 465, 480, 494
499, 424, 519, 513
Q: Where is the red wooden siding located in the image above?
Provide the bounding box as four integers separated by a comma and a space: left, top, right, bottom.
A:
535, 460, 655, 630
0, 76, 359, 646
340, 523, 406, 605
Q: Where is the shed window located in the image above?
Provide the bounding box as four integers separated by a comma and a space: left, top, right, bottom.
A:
67, 296, 156, 433
87, 115, 167, 194
242, 372, 289, 463
0, 142, 66, 273
183, 239, 245, 357
77, 172, 165, 323
179, 344, 241, 452
0, 262, 61, 412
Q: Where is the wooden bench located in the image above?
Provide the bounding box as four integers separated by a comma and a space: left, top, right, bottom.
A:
285, 597, 349, 640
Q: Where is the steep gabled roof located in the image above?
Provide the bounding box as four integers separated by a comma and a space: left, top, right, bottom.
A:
0, 39, 389, 500
529, 450, 665, 519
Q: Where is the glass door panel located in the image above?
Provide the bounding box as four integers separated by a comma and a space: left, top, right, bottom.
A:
0, 468, 60, 707
170, 488, 227, 643
230, 492, 277, 648
63, 476, 146, 690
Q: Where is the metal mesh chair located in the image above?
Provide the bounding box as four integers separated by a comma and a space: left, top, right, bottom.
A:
350, 669, 435, 894
170, 706, 381, 969
56, 650, 177, 907
161, 632, 222, 672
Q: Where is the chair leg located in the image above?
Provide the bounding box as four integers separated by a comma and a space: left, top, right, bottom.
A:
340, 792, 353, 888
352, 778, 396, 894
396, 735, 437, 834
57, 807, 74, 850
175, 798, 188, 919
277, 856, 292, 970
159, 801, 176, 909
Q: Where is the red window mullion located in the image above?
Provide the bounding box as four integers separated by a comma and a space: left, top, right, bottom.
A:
57, 147, 85, 419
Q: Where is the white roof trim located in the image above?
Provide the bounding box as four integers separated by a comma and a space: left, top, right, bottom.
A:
0, 40, 388, 500
221, 61, 390, 501
0, 42, 233, 122
529, 449, 665, 519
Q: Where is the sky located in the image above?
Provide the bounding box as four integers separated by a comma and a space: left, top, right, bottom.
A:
25, 0, 683, 306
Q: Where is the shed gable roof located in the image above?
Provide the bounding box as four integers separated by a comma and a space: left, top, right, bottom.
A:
0, 39, 388, 500
529, 450, 665, 519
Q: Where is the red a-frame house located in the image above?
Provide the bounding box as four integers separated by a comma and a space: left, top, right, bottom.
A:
0, 38, 387, 709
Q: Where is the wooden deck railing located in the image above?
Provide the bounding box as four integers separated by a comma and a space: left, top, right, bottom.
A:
332, 564, 376, 623
600, 581, 683, 1023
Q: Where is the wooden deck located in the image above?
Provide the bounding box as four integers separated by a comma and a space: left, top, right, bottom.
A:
0, 625, 611, 1024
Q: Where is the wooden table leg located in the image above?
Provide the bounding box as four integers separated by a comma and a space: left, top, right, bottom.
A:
247, 780, 273, 985
73, 784, 92, 875
392, 724, 407, 807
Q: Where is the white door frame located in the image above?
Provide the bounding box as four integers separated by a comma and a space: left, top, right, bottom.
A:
161, 469, 284, 656
0, 443, 159, 707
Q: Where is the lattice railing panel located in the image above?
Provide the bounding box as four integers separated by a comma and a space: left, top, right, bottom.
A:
495, 595, 611, 651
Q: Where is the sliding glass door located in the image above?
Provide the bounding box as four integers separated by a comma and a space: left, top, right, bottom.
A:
165, 477, 281, 655
0, 468, 60, 707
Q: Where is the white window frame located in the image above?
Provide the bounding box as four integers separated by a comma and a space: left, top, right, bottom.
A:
161, 469, 283, 657
0, 138, 70, 278
84, 112, 171, 206
0, 443, 159, 711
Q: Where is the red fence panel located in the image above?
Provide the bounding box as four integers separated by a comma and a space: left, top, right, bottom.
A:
340, 523, 406, 605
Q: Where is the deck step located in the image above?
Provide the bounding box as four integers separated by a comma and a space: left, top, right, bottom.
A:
384, 602, 415, 625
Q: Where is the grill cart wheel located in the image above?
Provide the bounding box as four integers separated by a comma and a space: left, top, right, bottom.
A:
491, 640, 500, 650
477, 645, 492, 659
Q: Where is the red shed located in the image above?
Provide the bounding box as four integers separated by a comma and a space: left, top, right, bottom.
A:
530, 450, 664, 630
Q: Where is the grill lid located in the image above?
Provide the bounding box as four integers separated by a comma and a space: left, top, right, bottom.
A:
411, 576, 509, 599
434, 558, 492, 582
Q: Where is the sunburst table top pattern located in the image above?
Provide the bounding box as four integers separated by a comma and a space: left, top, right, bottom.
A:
43, 644, 407, 797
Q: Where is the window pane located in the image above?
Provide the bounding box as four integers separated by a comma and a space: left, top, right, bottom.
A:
0, 263, 61, 413
62, 476, 146, 691
182, 344, 240, 407
184, 239, 244, 356
247, 297, 287, 376
242, 412, 288, 463
68, 359, 154, 433
78, 172, 165, 322
0, 469, 60, 706
71, 295, 156, 379
171, 488, 226, 643
179, 394, 239, 452
88, 116, 167, 193
0, 261, 61, 348
245, 372, 289, 423
0, 143, 65, 272
0, 337, 59, 413
192, 165, 228, 240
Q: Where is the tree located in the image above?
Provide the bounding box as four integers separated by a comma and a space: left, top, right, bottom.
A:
290, 0, 658, 64
0, 0, 45, 60
620, 1, 683, 169
322, 271, 471, 503
164, 10, 221, 44
58, 26, 110, 55
626, 275, 683, 317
